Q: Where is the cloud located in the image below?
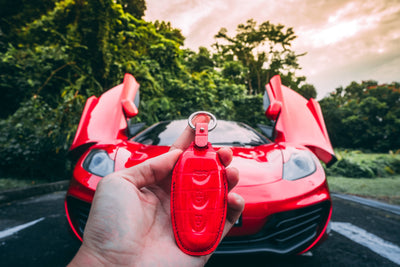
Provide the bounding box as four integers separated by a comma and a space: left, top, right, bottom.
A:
294, 0, 400, 97
144, 0, 400, 97
296, 0, 400, 48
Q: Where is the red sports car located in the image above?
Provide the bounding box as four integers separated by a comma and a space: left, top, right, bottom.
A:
65, 73, 336, 255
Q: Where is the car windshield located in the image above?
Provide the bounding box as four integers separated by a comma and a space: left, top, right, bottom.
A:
132, 120, 270, 146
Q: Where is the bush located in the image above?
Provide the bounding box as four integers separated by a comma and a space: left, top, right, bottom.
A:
0, 95, 82, 181
326, 150, 400, 178
328, 158, 375, 178
370, 156, 400, 177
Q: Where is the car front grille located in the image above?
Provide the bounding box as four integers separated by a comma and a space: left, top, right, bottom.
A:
66, 196, 91, 239
218, 201, 331, 255
66, 196, 330, 254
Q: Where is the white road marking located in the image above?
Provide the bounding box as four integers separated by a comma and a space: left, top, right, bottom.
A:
332, 221, 400, 265
0, 218, 45, 239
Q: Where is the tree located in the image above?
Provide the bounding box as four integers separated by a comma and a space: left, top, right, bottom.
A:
320, 81, 400, 151
1, 4, 320, 180
221, 60, 247, 85
0, 0, 192, 179
298, 83, 317, 99
115, 0, 146, 19
0, 0, 58, 50
154, 20, 185, 46
213, 19, 305, 95
185, 46, 214, 73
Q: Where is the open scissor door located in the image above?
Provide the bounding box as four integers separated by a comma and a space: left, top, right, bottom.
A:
264, 75, 336, 165
70, 73, 140, 152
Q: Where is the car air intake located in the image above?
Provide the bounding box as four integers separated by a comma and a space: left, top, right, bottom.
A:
66, 196, 91, 239
218, 201, 331, 255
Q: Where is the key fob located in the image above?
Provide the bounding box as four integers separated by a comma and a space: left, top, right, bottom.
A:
171, 112, 227, 256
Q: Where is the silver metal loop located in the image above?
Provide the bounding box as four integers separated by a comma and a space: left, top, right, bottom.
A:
188, 111, 217, 131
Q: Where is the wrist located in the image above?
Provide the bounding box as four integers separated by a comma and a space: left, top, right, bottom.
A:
68, 245, 107, 267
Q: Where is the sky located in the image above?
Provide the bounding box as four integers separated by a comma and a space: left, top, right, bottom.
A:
144, 0, 400, 99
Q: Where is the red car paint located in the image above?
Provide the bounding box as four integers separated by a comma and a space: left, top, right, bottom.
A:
265, 75, 335, 165
70, 74, 139, 151
65, 74, 336, 255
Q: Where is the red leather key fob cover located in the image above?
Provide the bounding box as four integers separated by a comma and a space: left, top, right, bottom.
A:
171, 141, 227, 256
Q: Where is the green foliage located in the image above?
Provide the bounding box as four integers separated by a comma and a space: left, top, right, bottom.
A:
213, 19, 309, 96
185, 47, 214, 73
232, 94, 269, 127
0, 94, 83, 179
0, 0, 58, 50
320, 81, 400, 152
326, 150, 400, 178
115, 0, 146, 19
5, 0, 398, 184
327, 176, 400, 205
328, 158, 375, 178
0, 1, 327, 181
297, 83, 317, 100
0, 178, 45, 191
0, 0, 171, 179
0, 0, 259, 180
0, 43, 99, 117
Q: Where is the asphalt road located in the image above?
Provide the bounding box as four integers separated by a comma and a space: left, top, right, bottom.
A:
0, 191, 399, 267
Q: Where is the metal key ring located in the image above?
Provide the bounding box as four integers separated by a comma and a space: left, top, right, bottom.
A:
188, 111, 217, 131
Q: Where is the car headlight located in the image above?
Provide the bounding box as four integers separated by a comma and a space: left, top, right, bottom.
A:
83, 150, 115, 177
283, 150, 316, 181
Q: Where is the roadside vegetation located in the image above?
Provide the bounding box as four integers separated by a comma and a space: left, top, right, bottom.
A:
0, 178, 45, 191
327, 150, 400, 178
0, 0, 306, 180
326, 150, 400, 205
327, 176, 400, 205
0, 1, 399, 204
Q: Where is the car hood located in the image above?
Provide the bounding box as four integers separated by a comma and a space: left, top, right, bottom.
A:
116, 142, 283, 187
229, 145, 283, 186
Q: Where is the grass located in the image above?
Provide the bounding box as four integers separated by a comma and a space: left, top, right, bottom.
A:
325, 150, 400, 205
1, 150, 399, 206
327, 175, 400, 205
0, 178, 45, 191
336, 150, 400, 161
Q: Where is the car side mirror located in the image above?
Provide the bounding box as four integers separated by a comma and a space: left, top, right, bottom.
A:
263, 88, 281, 121
121, 73, 140, 118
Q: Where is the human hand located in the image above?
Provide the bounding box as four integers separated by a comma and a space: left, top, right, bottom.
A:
69, 116, 245, 267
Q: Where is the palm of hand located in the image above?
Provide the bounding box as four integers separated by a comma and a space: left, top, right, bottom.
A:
70, 117, 244, 267
80, 152, 208, 266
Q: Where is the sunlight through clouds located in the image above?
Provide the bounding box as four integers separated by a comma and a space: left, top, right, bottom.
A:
145, 0, 400, 98
147, 0, 228, 35
301, 2, 400, 48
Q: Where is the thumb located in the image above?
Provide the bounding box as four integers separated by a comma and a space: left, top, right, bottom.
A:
106, 149, 182, 189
